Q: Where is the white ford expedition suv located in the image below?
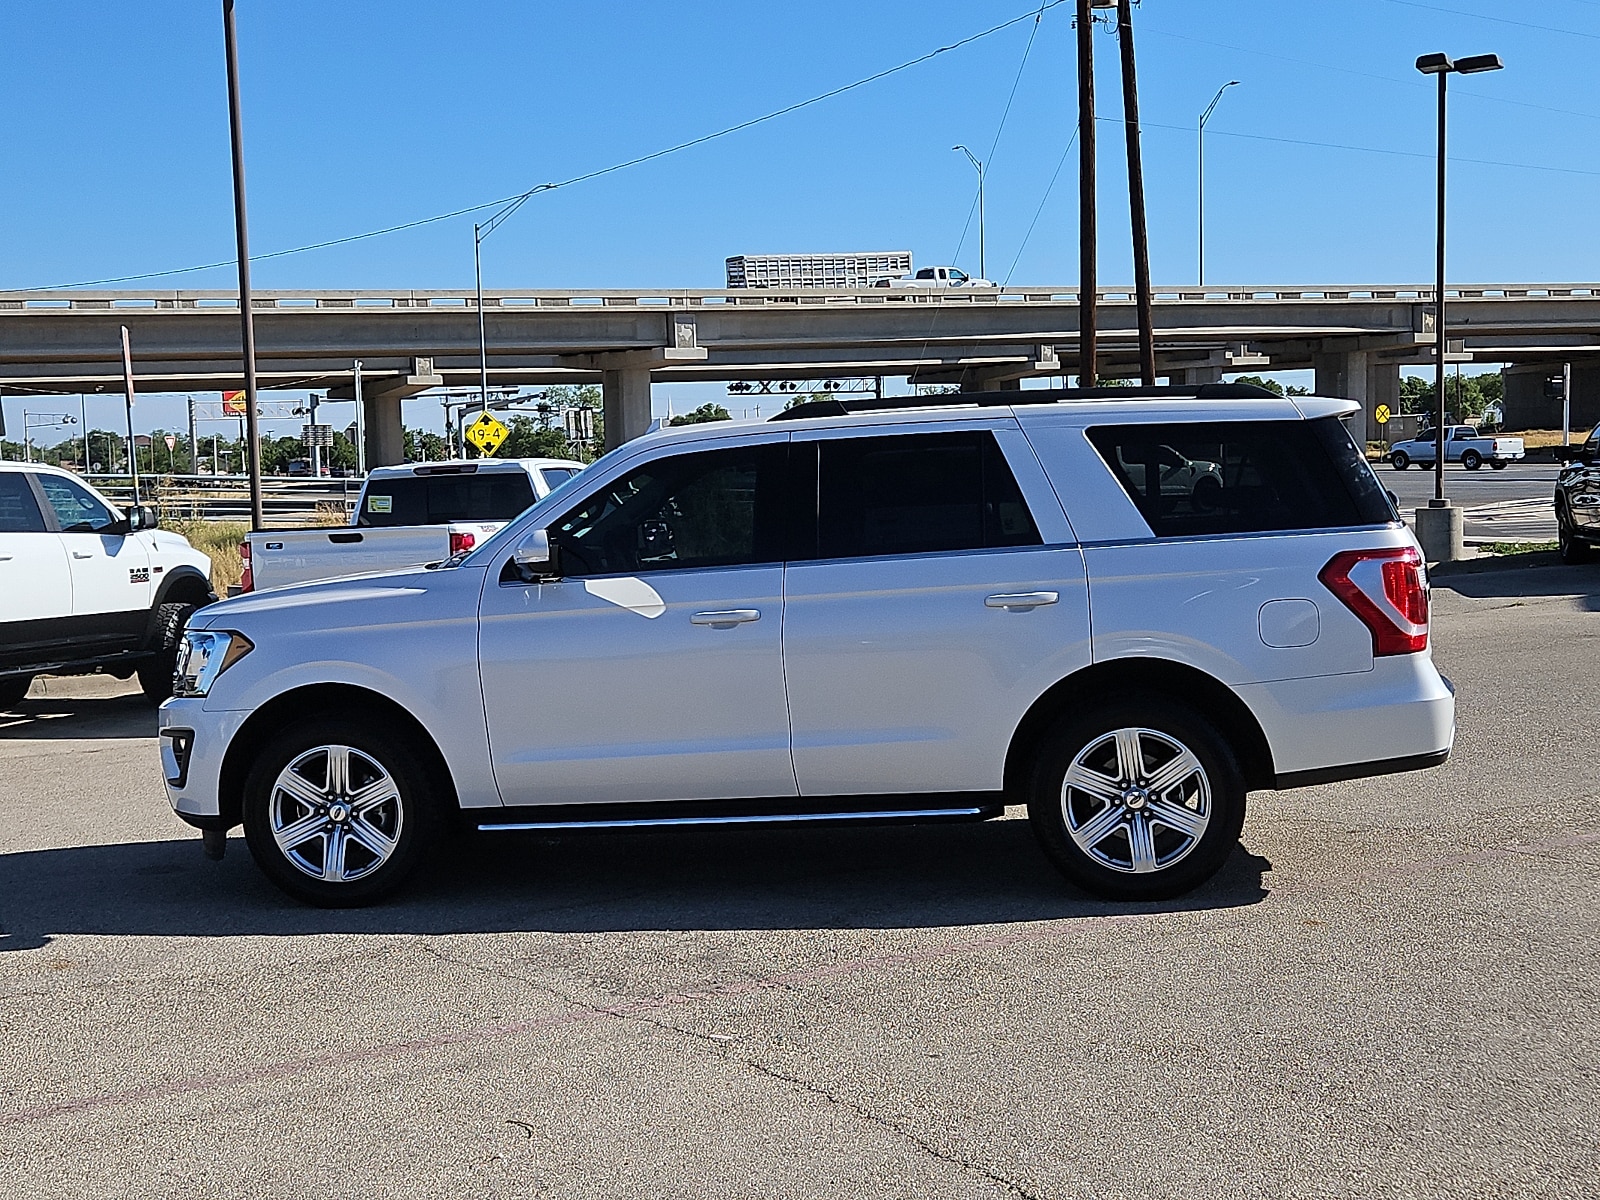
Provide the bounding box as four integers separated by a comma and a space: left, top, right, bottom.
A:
159, 385, 1454, 906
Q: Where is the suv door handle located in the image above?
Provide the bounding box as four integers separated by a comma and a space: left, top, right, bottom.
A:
71, 550, 94, 560
690, 609, 761, 627
985, 591, 1059, 610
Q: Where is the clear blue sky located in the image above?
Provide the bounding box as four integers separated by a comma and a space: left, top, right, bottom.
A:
3, 0, 1597, 438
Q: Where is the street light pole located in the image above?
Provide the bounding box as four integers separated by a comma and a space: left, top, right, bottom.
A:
221, 0, 265, 531
1415, 51, 1503, 505
952, 145, 985, 281
475, 222, 489, 425
1198, 80, 1239, 287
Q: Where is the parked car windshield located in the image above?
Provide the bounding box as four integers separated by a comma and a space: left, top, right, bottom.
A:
357, 471, 537, 527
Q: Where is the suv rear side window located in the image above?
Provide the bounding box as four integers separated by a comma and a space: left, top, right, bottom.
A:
1087, 418, 1394, 538
358, 472, 537, 527
803, 431, 1041, 560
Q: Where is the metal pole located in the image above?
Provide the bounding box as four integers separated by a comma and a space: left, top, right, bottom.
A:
222, 0, 265, 530
79, 395, 88, 470
1434, 69, 1448, 503
475, 224, 490, 423
186, 394, 197, 476
353, 359, 366, 476
1076, 0, 1098, 387
977, 165, 986, 282
120, 325, 141, 505
1563, 361, 1573, 445
1116, 0, 1156, 386
1198, 82, 1238, 289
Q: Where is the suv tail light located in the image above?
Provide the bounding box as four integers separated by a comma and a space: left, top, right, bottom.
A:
449, 531, 477, 555
1319, 546, 1428, 656
238, 541, 253, 593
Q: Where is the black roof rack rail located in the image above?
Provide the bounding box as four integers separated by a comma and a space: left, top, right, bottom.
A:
768, 383, 1281, 421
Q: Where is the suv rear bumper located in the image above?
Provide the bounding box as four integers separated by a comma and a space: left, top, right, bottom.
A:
1237, 656, 1455, 787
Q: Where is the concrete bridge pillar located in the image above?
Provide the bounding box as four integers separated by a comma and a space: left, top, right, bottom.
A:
365, 393, 405, 468
1315, 351, 1400, 443
602, 366, 654, 452
1168, 366, 1224, 386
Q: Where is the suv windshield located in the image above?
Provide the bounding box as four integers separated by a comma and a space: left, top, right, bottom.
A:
358, 471, 537, 527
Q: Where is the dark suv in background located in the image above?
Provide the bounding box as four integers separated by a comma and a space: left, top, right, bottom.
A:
1555, 422, 1600, 563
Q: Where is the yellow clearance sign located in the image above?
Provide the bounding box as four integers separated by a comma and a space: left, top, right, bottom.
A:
464, 411, 509, 455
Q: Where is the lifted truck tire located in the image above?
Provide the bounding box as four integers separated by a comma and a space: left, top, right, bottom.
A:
0, 675, 33, 711
137, 602, 198, 704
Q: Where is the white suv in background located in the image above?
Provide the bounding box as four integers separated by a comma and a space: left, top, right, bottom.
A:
158, 385, 1454, 906
0, 463, 214, 706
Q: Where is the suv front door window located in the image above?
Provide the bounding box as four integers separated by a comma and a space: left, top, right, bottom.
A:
34, 472, 150, 648
480, 441, 797, 805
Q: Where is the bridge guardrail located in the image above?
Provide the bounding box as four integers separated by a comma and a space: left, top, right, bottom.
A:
88, 475, 360, 528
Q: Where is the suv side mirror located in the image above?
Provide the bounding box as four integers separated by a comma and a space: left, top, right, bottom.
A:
511, 528, 558, 578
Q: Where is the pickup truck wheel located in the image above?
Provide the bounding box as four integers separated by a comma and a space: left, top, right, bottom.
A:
137, 602, 198, 704
1026, 698, 1246, 901
242, 717, 436, 907
1390, 451, 1410, 470
0, 675, 32, 711
1559, 511, 1592, 564
1490, 459, 1508, 470
1461, 450, 1483, 471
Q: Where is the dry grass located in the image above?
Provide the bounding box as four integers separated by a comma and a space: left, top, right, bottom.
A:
312, 501, 350, 526
165, 519, 248, 595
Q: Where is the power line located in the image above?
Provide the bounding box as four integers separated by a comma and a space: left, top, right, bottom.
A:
1002, 129, 1078, 286
5, 1, 1069, 294
1377, 0, 1600, 41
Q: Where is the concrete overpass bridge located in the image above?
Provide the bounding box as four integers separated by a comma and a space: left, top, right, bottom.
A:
2, 282, 1597, 463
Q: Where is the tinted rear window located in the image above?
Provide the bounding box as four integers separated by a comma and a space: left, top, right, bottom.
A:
357, 471, 537, 527
1086, 418, 1394, 538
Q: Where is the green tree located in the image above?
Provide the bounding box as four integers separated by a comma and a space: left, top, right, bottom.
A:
499, 417, 574, 460
403, 429, 451, 461
669, 403, 732, 426
1231, 374, 1284, 396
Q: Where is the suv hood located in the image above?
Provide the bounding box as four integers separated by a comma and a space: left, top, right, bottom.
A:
191, 563, 482, 630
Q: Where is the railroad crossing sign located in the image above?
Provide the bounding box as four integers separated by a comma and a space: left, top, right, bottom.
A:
464, 411, 510, 455
1374, 403, 1392, 425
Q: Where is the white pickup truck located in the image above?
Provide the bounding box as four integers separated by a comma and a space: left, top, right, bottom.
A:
1388, 425, 1524, 471
240, 458, 585, 593
872, 265, 996, 289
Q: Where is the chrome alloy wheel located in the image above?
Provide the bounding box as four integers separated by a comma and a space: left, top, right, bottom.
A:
268, 745, 404, 883
1060, 727, 1211, 874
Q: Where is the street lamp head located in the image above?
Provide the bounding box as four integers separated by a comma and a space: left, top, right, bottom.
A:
1415, 52, 1453, 74
1455, 52, 1504, 74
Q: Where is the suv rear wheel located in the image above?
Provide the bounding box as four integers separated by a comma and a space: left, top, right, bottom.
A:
1558, 505, 1592, 564
1027, 697, 1246, 900
242, 717, 438, 906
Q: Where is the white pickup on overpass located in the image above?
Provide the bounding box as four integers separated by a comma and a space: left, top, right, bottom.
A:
2, 282, 1597, 463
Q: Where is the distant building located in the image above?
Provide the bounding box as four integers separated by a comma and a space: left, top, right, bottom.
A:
725, 251, 913, 289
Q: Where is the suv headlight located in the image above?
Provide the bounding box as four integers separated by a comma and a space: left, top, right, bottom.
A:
172, 630, 254, 698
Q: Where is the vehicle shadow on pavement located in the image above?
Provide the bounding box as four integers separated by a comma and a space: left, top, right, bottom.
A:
1432, 556, 1600, 609
0, 820, 1271, 950
0, 693, 156, 741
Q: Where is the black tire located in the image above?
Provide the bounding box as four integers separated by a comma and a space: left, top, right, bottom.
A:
1490, 459, 1509, 470
0, 675, 33, 711
242, 716, 439, 906
1027, 696, 1247, 901
1558, 509, 1592, 564
137, 602, 198, 704
1461, 450, 1483, 471
1390, 451, 1410, 470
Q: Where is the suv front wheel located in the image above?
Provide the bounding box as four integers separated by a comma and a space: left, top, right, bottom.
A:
1027, 698, 1246, 900
242, 717, 437, 906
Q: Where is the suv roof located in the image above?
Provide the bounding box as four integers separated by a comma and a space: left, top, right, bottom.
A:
367, 458, 585, 480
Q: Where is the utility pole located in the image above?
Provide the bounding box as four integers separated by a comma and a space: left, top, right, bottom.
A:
353, 360, 367, 476
186, 395, 197, 476
1075, 0, 1098, 387
120, 326, 141, 505
1115, 0, 1156, 385
222, 0, 265, 530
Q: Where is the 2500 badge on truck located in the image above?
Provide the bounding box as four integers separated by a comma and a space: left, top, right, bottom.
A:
1, 463, 214, 707
160, 385, 1454, 906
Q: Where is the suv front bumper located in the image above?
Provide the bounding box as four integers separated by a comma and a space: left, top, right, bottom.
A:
159, 698, 249, 828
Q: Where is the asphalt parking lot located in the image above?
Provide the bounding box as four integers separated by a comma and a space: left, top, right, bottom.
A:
2, 557, 1597, 1199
